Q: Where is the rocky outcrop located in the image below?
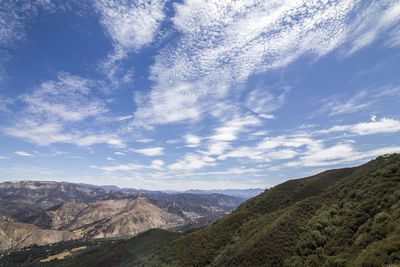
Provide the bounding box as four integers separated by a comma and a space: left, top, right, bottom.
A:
0, 221, 78, 251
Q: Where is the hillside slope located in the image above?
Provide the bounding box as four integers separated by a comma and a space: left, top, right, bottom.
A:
148, 154, 400, 266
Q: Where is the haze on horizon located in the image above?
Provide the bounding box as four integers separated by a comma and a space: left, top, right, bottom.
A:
0, 0, 399, 191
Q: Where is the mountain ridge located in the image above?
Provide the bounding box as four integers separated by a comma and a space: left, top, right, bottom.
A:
0, 181, 243, 251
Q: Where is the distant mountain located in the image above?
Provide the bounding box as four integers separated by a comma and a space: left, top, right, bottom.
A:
70, 183, 262, 199
49, 153, 400, 266
0, 181, 243, 251
184, 188, 264, 199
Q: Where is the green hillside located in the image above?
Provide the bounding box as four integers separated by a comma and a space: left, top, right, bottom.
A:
148, 154, 400, 266
56, 229, 181, 267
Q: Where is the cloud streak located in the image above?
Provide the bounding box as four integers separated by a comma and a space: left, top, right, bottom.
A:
14, 151, 34, 157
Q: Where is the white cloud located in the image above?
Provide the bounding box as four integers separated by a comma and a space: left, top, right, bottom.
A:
136, 138, 154, 143
218, 146, 264, 161
131, 147, 164, 156
217, 116, 400, 170
22, 72, 105, 122
134, 0, 379, 127
168, 153, 216, 171
4, 119, 124, 147
14, 151, 34, 157
166, 139, 179, 144
91, 159, 165, 173
210, 115, 261, 142
259, 114, 275, 120
91, 162, 147, 172
2, 73, 128, 148
151, 159, 164, 169
0, 156, 10, 159
245, 87, 289, 117
323, 90, 372, 116
345, 1, 400, 55
267, 149, 299, 160
283, 145, 400, 168
250, 130, 269, 136
114, 151, 125, 155
297, 144, 355, 167
0, 96, 13, 112
184, 134, 201, 147
219, 135, 310, 162
0, 1, 59, 82
319, 118, 400, 135
95, 0, 166, 52
106, 157, 115, 161
95, 0, 166, 84
204, 142, 231, 156
133, 82, 202, 125
185, 167, 261, 177
0, 1, 55, 47
116, 115, 134, 121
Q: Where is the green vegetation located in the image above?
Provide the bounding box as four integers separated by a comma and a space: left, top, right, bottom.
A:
0, 229, 181, 266
0, 239, 112, 266
148, 154, 400, 266
56, 229, 181, 267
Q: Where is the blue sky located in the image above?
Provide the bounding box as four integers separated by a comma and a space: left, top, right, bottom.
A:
0, 0, 400, 190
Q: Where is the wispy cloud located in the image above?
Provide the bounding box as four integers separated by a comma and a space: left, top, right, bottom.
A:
344, 1, 400, 55
214, 116, 400, 169
319, 86, 400, 117
2, 73, 125, 147
95, 0, 166, 84
168, 153, 216, 171
318, 117, 400, 135
0, 1, 54, 47
0, 0, 58, 81
4, 120, 124, 147
95, 0, 166, 52
324, 91, 372, 116
244, 86, 289, 118
283, 145, 400, 168
136, 138, 154, 143
133, 0, 376, 127
22, 72, 105, 122
91, 159, 164, 172
210, 115, 261, 142
184, 134, 201, 148
14, 151, 34, 157
131, 147, 164, 156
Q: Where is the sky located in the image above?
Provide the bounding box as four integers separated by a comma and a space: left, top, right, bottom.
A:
0, 0, 400, 191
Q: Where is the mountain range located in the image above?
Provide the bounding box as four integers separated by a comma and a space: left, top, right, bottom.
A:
1, 153, 400, 266
0, 181, 243, 251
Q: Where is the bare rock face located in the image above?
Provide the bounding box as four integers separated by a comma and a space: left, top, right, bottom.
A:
41, 197, 185, 239
0, 197, 185, 251
0, 221, 79, 251
78, 198, 185, 239
0, 181, 244, 251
